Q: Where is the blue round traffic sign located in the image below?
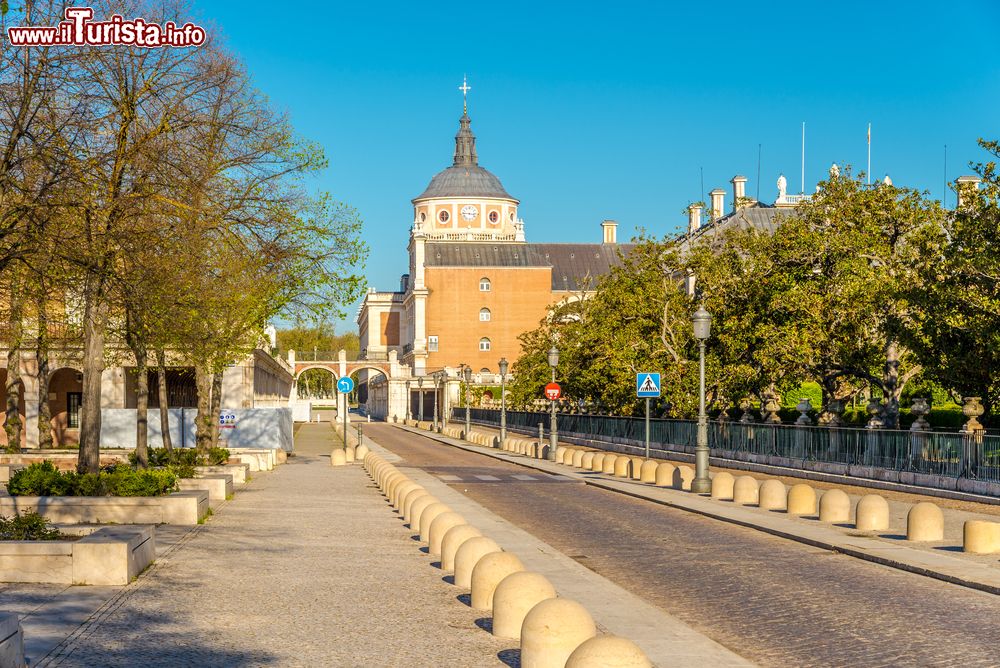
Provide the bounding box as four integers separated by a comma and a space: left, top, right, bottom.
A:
337, 376, 355, 394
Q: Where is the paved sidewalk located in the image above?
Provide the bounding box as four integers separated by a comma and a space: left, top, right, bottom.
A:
406, 424, 1000, 594
19, 424, 514, 667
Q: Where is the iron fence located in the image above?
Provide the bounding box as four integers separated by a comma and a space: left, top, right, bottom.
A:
454, 407, 1000, 485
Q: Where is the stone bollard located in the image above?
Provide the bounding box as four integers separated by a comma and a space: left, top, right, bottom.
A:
613, 456, 631, 478
572, 450, 586, 468
710, 472, 735, 500
355, 444, 370, 459
429, 511, 466, 557
454, 537, 502, 588
854, 494, 889, 531
562, 448, 577, 465
591, 454, 606, 472
555, 447, 568, 463
786, 484, 817, 516
407, 495, 438, 532
818, 489, 851, 523
907, 502, 944, 542
419, 502, 452, 543
602, 455, 618, 474
757, 480, 786, 510
344, 446, 356, 463
581, 452, 596, 469
393, 482, 421, 510
521, 598, 597, 668
377, 465, 395, 488
492, 572, 558, 640
441, 524, 483, 571
470, 551, 525, 610
674, 465, 694, 491
331, 449, 347, 466
566, 635, 653, 668
640, 460, 659, 483
733, 476, 759, 505
654, 462, 676, 487
963, 520, 1000, 554
401, 488, 428, 522
384, 473, 406, 498
628, 457, 643, 481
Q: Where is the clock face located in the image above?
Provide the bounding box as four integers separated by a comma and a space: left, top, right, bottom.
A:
461, 205, 478, 221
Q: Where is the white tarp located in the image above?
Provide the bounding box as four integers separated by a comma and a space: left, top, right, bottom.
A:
100, 407, 293, 451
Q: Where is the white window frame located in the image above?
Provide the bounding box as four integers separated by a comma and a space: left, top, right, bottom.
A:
479, 308, 491, 322
479, 277, 491, 292
428, 335, 439, 352
479, 338, 491, 352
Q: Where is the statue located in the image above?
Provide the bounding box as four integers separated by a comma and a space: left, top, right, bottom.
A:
829, 163, 840, 178
883, 174, 893, 186
777, 174, 787, 201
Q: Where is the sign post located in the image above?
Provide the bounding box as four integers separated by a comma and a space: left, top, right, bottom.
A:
337, 376, 355, 449
636, 373, 662, 460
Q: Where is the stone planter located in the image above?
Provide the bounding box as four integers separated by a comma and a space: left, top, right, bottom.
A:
0, 613, 24, 667
0, 491, 209, 525
194, 464, 249, 485
177, 475, 233, 506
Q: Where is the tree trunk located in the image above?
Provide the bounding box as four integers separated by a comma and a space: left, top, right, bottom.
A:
882, 339, 902, 430
4, 347, 22, 452
134, 348, 149, 468
35, 297, 53, 449
156, 349, 172, 451
79, 283, 108, 474
194, 365, 213, 454
210, 370, 223, 449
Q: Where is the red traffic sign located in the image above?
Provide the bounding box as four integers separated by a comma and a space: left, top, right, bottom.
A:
544, 382, 562, 400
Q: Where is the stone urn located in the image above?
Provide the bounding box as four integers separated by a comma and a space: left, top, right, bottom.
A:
909, 397, 931, 432
818, 399, 845, 427
795, 398, 814, 426
738, 397, 756, 424
962, 397, 985, 434
761, 391, 782, 424
866, 397, 884, 429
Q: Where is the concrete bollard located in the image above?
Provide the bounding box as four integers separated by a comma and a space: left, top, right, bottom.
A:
654, 462, 676, 487
963, 520, 1000, 554
407, 495, 438, 531
582, 452, 596, 469
331, 449, 347, 466
854, 494, 890, 531
555, 447, 568, 463
602, 455, 618, 474
907, 502, 944, 542
419, 502, 452, 543
758, 480, 786, 510
454, 536, 502, 588
470, 551, 525, 610
733, 476, 759, 505
572, 450, 586, 468
562, 448, 578, 465
613, 456, 631, 478
818, 489, 851, 523
629, 457, 644, 481
786, 484, 817, 516
355, 444, 369, 459
566, 635, 653, 668
401, 488, 428, 522
344, 446, 356, 463
377, 465, 396, 488
591, 453, 606, 472
429, 511, 466, 557
710, 472, 735, 500
441, 524, 483, 571
384, 472, 406, 498
393, 482, 421, 510
521, 598, 597, 668
492, 571, 558, 640
674, 465, 694, 491
640, 460, 659, 483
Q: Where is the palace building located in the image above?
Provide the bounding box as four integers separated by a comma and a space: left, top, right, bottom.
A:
356, 97, 634, 416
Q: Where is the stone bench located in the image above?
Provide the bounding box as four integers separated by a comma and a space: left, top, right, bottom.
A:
0, 612, 24, 667
178, 475, 233, 506
0, 525, 155, 585
227, 448, 276, 472
0, 491, 209, 525
195, 464, 249, 485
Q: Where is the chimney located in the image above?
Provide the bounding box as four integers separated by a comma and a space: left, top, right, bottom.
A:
956, 175, 982, 208
709, 188, 726, 220
688, 204, 703, 234
601, 219, 618, 244
400, 274, 410, 292
731, 175, 748, 210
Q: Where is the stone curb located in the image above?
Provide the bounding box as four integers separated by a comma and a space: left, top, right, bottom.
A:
397, 425, 1000, 597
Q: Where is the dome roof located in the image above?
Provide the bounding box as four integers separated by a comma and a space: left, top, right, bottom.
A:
413, 111, 516, 202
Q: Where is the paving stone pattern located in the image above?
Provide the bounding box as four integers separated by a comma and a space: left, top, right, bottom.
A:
34, 423, 514, 667
368, 423, 1000, 668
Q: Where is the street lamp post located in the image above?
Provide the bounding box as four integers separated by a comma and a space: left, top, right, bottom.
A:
498, 357, 508, 449
432, 372, 440, 432
418, 377, 424, 422
463, 366, 473, 437
691, 305, 713, 494
405, 380, 411, 422
547, 345, 559, 461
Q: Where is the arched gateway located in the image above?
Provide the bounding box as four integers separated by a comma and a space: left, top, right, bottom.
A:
288, 349, 410, 422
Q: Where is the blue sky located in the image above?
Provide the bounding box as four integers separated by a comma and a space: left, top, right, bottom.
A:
197, 1, 1000, 330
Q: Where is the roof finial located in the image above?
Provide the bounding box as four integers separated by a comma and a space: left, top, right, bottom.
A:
459, 75, 471, 114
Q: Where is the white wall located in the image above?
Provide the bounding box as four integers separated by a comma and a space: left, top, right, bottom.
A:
99, 407, 293, 451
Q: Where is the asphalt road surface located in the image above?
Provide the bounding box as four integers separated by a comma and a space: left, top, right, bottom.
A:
365, 423, 1000, 668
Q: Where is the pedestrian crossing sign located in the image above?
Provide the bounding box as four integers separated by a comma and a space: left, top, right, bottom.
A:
636, 373, 661, 398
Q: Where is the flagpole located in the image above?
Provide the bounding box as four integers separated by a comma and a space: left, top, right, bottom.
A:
801, 122, 805, 194
867, 123, 871, 185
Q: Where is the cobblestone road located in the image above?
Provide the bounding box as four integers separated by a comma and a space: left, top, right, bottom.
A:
35, 423, 514, 667
368, 424, 1000, 668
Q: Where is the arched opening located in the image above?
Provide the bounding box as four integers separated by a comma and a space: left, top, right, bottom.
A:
353, 366, 387, 419
0, 369, 26, 448
48, 367, 83, 447
296, 367, 337, 400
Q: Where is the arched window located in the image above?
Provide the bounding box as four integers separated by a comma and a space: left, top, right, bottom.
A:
479, 308, 491, 322
479, 338, 491, 351
479, 277, 491, 292
438, 210, 450, 223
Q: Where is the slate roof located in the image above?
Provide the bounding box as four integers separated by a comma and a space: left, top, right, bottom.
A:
415, 164, 514, 201
679, 204, 793, 250
424, 242, 635, 291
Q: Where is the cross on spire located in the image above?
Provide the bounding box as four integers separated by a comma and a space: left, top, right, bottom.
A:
459, 75, 471, 113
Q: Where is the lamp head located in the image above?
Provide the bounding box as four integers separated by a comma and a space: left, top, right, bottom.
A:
547, 345, 559, 368
498, 357, 508, 376
692, 305, 712, 340
463, 366, 472, 382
